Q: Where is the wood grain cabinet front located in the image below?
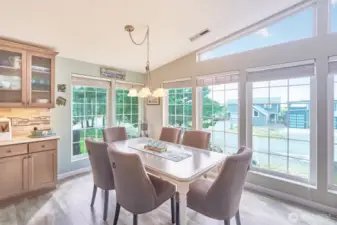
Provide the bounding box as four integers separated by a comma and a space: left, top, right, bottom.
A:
0, 155, 29, 200
28, 150, 57, 191
0, 138, 58, 202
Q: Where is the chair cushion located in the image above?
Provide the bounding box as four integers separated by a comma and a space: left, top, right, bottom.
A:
149, 174, 176, 206
187, 179, 212, 216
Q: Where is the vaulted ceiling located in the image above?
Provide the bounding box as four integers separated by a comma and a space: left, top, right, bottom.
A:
0, 0, 302, 72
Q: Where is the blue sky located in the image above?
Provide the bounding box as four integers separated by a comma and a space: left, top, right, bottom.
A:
201, 2, 337, 61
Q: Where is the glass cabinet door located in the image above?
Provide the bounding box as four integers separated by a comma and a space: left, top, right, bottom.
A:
28, 53, 54, 108
0, 47, 26, 107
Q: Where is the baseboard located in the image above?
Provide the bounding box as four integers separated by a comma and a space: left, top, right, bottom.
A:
245, 182, 337, 216
57, 167, 91, 180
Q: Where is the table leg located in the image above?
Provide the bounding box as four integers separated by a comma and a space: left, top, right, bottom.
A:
176, 182, 189, 225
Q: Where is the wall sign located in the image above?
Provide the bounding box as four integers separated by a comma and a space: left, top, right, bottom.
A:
100, 67, 126, 80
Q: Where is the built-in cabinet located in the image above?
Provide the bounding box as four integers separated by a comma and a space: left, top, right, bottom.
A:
0, 39, 57, 108
0, 139, 58, 201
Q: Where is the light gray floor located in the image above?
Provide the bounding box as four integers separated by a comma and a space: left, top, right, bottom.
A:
0, 172, 336, 225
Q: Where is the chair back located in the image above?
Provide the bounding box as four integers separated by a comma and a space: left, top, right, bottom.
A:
85, 139, 114, 190
107, 145, 157, 213
159, 127, 181, 144
181, 130, 210, 150
103, 127, 128, 143
206, 146, 252, 219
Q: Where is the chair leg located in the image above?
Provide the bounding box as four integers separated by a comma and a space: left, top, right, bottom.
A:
113, 203, 120, 225
103, 190, 109, 221
133, 214, 138, 225
175, 193, 180, 225
224, 219, 230, 225
170, 196, 175, 224
90, 185, 97, 207
235, 211, 241, 225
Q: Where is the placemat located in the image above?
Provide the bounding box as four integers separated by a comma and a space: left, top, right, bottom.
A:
129, 143, 191, 162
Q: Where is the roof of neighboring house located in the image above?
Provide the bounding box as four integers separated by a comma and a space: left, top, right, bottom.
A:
253, 105, 269, 116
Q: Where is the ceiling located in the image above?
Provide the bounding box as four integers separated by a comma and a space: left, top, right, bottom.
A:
0, 0, 302, 73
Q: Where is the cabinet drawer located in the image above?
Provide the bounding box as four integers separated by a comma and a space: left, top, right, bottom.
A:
0, 144, 28, 158
29, 140, 57, 153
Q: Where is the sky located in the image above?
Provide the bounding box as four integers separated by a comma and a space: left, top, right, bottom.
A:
203, 2, 337, 104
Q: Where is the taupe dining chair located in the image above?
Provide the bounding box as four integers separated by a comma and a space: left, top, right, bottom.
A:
85, 139, 115, 221
185, 146, 252, 225
181, 130, 211, 150
107, 144, 177, 225
103, 127, 128, 143
159, 127, 181, 144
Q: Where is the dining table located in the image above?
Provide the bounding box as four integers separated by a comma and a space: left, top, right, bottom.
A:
112, 137, 228, 225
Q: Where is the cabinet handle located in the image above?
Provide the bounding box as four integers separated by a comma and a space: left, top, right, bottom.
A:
41, 145, 45, 148
28, 155, 32, 158
6, 149, 12, 153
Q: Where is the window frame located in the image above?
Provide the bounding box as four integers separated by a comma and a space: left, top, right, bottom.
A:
246, 66, 317, 185
70, 75, 111, 161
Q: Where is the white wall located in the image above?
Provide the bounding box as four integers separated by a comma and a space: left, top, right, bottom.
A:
147, 0, 337, 211
51, 57, 144, 175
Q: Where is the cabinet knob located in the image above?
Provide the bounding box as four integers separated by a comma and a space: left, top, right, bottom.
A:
28, 155, 32, 158
6, 149, 11, 153
41, 145, 45, 148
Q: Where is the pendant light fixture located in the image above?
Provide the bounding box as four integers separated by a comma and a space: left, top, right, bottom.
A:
125, 25, 165, 98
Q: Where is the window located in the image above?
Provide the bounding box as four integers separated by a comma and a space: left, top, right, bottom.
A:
331, 0, 337, 32
199, 7, 313, 61
168, 88, 192, 131
250, 79, 312, 180
334, 75, 337, 185
116, 89, 139, 138
72, 85, 108, 158
247, 61, 315, 181
197, 73, 239, 154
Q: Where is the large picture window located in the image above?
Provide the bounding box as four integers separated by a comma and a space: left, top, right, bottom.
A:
72, 85, 108, 158
116, 89, 139, 138
247, 61, 315, 181
168, 88, 192, 131
197, 73, 239, 154
199, 7, 313, 61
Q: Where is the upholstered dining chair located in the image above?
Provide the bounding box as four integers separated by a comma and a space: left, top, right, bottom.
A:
107, 144, 177, 225
184, 146, 252, 225
181, 130, 211, 150
85, 139, 115, 221
103, 127, 128, 143
159, 127, 181, 144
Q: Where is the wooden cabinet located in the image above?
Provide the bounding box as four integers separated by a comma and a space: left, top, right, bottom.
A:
0, 155, 28, 200
0, 39, 57, 108
29, 150, 57, 190
0, 139, 58, 201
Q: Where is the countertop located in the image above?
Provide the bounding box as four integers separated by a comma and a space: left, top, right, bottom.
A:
0, 135, 60, 146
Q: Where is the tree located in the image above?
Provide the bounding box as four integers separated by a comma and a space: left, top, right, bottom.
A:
167, 87, 225, 129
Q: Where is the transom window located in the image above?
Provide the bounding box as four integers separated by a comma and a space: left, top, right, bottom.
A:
331, 0, 337, 32
251, 77, 311, 180
199, 7, 314, 61
116, 89, 139, 138
168, 88, 192, 131
72, 86, 108, 158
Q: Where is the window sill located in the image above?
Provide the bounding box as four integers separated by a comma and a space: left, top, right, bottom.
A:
249, 170, 316, 189
71, 154, 89, 162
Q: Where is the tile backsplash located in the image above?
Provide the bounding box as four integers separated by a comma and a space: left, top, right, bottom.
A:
0, 108, 51, 136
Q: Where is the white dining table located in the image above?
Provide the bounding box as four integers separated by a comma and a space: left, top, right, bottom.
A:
112, 137, 228, 225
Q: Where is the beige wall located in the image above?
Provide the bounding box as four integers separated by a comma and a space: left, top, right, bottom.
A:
147, 0, 337, 212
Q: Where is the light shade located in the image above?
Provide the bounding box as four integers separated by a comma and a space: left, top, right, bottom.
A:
127, 88, 138, 97
138, 87, 152, 98
152, 88, 166, 98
